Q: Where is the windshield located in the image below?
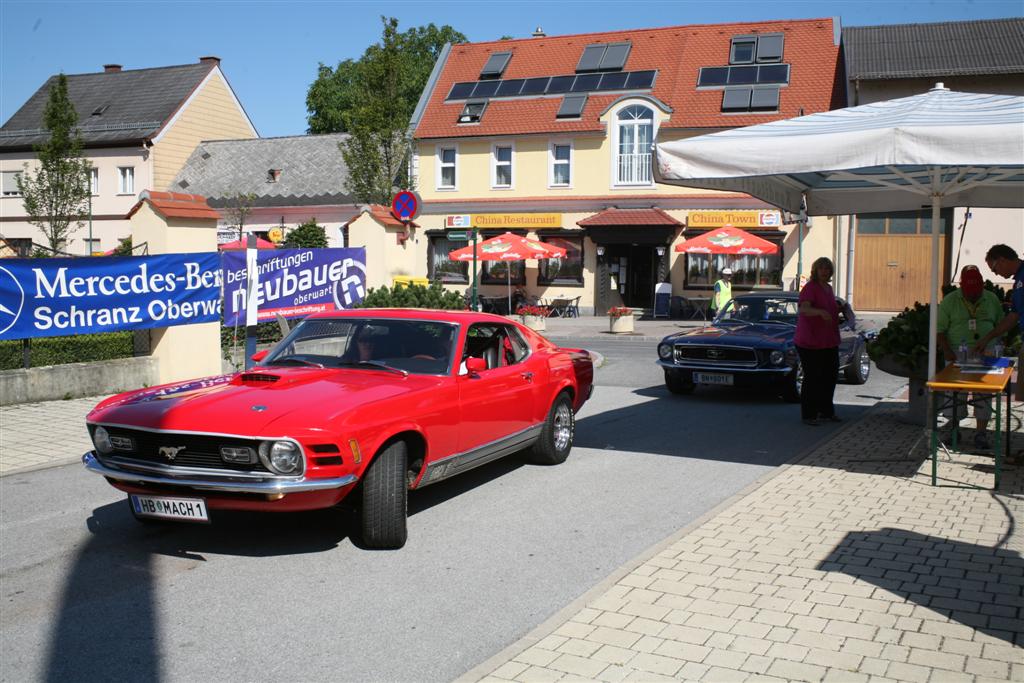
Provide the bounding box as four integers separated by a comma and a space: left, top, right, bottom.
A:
263, 318, 457, 375
716, 297, 798, 326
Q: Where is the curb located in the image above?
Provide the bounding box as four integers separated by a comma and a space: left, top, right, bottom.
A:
456, 404, 877, 683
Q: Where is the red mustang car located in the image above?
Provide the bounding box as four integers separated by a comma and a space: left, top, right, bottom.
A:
83, 309, 594, 548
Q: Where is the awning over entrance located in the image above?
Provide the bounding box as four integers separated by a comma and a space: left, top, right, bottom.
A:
577, 207, 682, 227
579, 208, 681, 245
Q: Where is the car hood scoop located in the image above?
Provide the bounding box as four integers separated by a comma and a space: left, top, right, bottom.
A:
238, 372, 281, 384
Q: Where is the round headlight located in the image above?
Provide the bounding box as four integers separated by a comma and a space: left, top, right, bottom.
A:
93, 426, 113, 454
770, 350, 785, 365
658, 343, 673, 360
259, 440, 303, 475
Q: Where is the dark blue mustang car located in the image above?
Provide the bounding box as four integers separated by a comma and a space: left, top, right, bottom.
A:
656, 292, 871, 401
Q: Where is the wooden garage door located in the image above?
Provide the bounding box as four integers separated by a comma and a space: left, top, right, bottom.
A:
855, 235, 946, 311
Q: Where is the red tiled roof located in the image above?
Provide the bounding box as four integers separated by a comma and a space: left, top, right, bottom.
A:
577, 207, 682, 226
365, 204, 419, 228
415, 18, 843, 139
126, 191, 219, 220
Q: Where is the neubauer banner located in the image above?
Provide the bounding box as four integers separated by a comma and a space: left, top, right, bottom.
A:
221, 248, 366, 326
0, 254, 222, 341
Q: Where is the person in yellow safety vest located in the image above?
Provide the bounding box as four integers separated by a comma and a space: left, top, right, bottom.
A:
711, 268, 733, 315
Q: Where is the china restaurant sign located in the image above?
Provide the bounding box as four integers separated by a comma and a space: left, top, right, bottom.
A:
687, 210, 782, 228
0, 248, 366, 341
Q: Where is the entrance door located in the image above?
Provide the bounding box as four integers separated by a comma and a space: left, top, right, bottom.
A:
855, 235, 946, 311
604, 245, 655, 308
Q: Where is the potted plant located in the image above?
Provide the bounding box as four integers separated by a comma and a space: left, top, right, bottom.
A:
608, 306, 634, 334
516, 304, 549, 331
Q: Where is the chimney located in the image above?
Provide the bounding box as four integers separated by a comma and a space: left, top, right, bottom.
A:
199, 56, 221, 66
103, 64, 122, 73
532, 26, 546, 38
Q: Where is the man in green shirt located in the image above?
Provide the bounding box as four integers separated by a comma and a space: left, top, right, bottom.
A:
936, 265, 1005, 449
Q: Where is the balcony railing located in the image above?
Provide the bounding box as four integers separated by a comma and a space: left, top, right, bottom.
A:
616, 152, 652, 185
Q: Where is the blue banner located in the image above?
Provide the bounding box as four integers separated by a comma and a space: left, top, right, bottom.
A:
0, 253, 222, 341
221, 248, 366, 327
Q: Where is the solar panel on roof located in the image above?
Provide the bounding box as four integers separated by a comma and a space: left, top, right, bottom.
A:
757, 64, 789, 84
480, 52, 512, 78
447, 82, 477, 100
727, 66, 758, 85
576, 45, 606, 72
557, 94, 588, 118
697, 67, 730, 87
599, 43, 631, 70
596, 71, 630, 90
625, 70, 656, 89
571, 73, 601, 92
750, 87, 780, 111
721, 88, 752, 112
546, 75, 576, 94
755, 35, 784, 63
520, 77, 550, 95
472, 80, 500, 97
496, 79, 525, 97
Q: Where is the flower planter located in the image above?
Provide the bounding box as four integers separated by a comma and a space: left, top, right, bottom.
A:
609, 315, 634, 334
519, 315, 546, 332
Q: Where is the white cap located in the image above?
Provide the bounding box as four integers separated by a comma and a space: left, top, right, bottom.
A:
721, 268, 733, 275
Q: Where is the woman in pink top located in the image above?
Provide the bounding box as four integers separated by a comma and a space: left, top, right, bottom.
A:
795, 257, 842, 425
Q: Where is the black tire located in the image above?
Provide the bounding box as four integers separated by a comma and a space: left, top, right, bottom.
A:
527, 393, 575, 465
664, 369, 695, 395
781, 361, 803, 403
844, 345, 871, 384
360, 440, 408, 549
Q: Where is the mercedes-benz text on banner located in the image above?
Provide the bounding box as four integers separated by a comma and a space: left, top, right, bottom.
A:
221, 248, 367, 327
0, 254, 222, 341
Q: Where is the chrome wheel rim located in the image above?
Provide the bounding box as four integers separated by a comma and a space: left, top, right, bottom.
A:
795, 364, 803, 395
859, 351, 871, 379
553, 402, 573, 451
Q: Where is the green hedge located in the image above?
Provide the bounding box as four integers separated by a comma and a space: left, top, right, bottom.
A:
0, 331, 135, 370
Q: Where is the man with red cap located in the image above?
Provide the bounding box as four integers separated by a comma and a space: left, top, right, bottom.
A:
936, 265, 1005, 449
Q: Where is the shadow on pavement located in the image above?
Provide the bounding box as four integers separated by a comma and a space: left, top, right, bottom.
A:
817, 527, 1023, 645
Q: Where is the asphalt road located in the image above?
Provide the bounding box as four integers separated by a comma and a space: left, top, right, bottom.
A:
0, 342, 906, 682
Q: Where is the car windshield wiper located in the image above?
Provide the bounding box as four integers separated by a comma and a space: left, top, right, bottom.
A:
337, 360, 409, 377
266, 357, 324, 368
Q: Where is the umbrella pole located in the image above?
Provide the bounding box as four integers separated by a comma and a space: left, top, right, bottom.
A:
926, 189, 941, 442
507, 267, 512, 315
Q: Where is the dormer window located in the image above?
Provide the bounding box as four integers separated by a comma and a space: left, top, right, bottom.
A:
576, 42, 631, 72
458, 100, 488, 124
480, 52, 512, 79
730, 34, 784, 65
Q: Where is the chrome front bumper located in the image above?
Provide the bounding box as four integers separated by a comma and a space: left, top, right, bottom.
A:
656, 360, 792, 374
82, 451, 358, 494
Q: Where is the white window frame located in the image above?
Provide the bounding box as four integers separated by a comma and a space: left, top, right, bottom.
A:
610, 102, 657, 188
117, 166, 135, 195
490, 142, 514, 190
83, 237, 101, 255
548, 139, 574, 189
90, 167, 99, 195
2, 170, 22, 197
435, 144, 458, 191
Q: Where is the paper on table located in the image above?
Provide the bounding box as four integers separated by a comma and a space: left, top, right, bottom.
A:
956, 364, 1006, 375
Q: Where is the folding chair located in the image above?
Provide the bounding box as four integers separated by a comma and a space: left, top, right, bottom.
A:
566, 296, 581, 318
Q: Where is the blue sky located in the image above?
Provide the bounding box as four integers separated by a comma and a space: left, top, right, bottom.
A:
1, 0, 1020, 138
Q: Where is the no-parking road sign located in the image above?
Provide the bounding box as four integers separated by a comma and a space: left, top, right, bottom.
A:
390, 190, 421, 222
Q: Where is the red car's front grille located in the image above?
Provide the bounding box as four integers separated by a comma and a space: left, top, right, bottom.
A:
90, 426, 271, 473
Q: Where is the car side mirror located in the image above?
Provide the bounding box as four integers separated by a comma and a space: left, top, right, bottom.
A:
465, 357, 487, 375
251, 350, 269, 363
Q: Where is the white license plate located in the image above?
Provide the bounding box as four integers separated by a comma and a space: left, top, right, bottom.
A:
130, 494, 209, 522
694, 372, 734, 386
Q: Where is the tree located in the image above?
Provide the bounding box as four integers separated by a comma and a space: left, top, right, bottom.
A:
306, 20, 465, 135
16, 74, 91, 252
285, 218, 328, 248
223, 192, 257, 241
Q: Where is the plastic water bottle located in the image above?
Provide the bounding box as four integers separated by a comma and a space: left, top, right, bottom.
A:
993, 341, 1003, 359
957, 342, 968, 365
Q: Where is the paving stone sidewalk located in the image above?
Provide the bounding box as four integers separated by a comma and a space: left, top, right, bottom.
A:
0, 395, 107, 476
467, 400, 1024, 683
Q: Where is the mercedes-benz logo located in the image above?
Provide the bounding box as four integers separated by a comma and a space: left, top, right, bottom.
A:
0, 266, 25, 337
158, 446, 187, 461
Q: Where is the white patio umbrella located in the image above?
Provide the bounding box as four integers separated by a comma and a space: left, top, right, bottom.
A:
655, 84, 1024, 384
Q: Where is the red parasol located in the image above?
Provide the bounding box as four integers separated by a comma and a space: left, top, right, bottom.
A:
449, 232, 567, 312
674, 224, 778, 255
219, 237, 277, 250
